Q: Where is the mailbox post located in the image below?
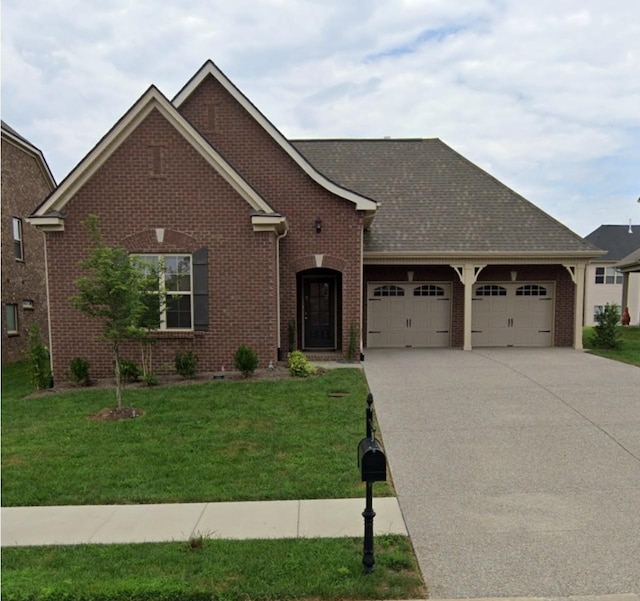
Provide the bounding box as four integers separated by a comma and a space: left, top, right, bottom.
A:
357, 392, 386, 574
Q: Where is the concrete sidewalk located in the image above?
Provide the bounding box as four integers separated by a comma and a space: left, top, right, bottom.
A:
1, 497, 406, 547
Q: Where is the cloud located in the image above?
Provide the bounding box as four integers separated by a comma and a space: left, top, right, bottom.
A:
2, 0, 638, 235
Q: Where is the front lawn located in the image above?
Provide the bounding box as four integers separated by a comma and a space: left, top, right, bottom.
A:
583, 326, 640, 366
1, 535, 426, 601
1, 368, 392, 506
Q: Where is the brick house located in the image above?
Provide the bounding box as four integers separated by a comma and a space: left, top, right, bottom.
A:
29, 61, 601, 380
2, 121, 56, 363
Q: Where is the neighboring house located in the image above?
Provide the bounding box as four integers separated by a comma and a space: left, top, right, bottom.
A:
616, 247, 640, 325
1, 121, 56, 363
583, 225, 640, 325
29, 61, 602, 380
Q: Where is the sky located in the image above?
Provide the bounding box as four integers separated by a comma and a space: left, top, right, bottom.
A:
2, 0, 639, 237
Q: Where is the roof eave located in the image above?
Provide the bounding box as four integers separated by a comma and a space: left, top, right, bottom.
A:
364, 250, 605, 265
172, 61, 378, 213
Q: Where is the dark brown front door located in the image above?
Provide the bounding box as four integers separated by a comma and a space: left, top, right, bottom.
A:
303, 277, 336, 349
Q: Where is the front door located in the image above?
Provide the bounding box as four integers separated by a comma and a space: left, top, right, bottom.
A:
303, 277, 336, 349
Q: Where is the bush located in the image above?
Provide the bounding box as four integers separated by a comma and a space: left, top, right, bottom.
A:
288, 350, 316, 377
592, 303, 622, 350
119, 359, 141, 383
175, 349, 198, 378
68, 357, 91, 387
25, 323, 51, 389
234, 345, 259, 377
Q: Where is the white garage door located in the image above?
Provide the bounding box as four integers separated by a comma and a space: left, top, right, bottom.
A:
367, 283, 451, 347
472, 283, 554, 347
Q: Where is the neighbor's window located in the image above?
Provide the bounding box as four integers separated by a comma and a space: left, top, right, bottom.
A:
595, 267, 623, 285
593, 305, 604, 322
12, 217, 24, 260
6, 304, 18, 335
137, 254, 193, 330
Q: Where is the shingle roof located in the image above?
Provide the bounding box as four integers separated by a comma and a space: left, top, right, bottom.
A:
584, 225, 640, 261
292, 138, 597, 255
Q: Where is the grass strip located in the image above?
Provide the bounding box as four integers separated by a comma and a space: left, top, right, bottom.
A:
583, 326, 640, 366
1, 535, 425, 601
2, 368, 392, 506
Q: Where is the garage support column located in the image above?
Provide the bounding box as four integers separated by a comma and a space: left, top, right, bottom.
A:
563, 263, 586, 350
454, 264, 486, 351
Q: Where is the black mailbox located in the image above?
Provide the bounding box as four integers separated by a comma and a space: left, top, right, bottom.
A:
358, 437, 386, 482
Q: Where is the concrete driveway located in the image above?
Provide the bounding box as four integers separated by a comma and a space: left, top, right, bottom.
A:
363, 348, 640, 598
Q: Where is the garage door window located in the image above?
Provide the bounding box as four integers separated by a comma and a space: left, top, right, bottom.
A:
373, 285, 405, 297
413, 285, 445, 296
475, 285, 506, 296
516, 285, 548, 296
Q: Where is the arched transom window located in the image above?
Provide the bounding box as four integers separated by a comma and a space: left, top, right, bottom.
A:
516, 285, 548, 296
373, 285, 405, 297
413, 285, 445, 296
475, 285, 507, 296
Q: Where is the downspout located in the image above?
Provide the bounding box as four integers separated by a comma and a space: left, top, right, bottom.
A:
276, 227, 289, 362
43, 234, 54, 385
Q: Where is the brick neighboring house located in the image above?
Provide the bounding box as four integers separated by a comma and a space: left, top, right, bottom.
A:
583, 225, 640, 325
29, 61, 602, 380
2, 121, 56, 363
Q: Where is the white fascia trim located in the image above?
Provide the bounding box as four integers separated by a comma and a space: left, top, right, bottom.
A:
251, 215, 288, 234
32, 87, 274, 219
364, 250, 605, 265
26, 216, 65, 231
173, 61, 378, 212
2, 130, 57, 188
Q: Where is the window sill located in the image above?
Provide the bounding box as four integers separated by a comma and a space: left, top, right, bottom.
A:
150, 330, 203, 339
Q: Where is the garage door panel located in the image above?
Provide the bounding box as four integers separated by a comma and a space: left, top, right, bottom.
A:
368, 283, 451, 348
472, 283, 554, 347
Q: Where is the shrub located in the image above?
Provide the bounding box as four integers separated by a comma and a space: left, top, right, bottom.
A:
175, 349, 198, 378
141, 372, 159, 386
68, 357, 91, 387
288, 350, 316, 377
234, 345, 259, 377
592, 303, 622, 350
119, 359, 141, 383
25, 323, 51, 389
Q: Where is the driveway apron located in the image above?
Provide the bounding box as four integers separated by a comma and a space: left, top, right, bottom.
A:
363, 348, 640, 598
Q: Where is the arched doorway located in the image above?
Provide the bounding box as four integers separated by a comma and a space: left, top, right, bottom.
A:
298, 268, 342, 351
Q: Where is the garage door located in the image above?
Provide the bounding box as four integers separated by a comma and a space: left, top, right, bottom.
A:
472, 283, 554, 347
367, 283, 451, 347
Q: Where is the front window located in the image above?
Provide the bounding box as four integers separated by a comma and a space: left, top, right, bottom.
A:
595, 267, 623, 285
12, 218, 23, 260
137, 254, 193, 330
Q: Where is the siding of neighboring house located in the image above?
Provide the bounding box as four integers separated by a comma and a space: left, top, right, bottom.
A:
177, 76, 365, 357
44, 108, 280, 379
584, 263, 640, 325
1, 131, 54, 363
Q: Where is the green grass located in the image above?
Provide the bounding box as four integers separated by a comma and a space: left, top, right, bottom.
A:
2, 360, 36, 402
0, 535, 426, 601
583, 326, 640, 366
2, 368, 393, 506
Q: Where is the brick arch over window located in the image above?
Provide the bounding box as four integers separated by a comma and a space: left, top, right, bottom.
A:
120, 229, 199, 254
291, 255, 347, 274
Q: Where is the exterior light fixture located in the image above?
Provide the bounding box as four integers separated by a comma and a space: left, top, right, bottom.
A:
315, 218, 322, 233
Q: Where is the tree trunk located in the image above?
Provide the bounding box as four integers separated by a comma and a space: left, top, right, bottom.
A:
114, 341, 122, 410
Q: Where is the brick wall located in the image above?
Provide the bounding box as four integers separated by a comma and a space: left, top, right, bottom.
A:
45, 109, 278, 380
1, 137, 53, 363
178, 77, 364, 357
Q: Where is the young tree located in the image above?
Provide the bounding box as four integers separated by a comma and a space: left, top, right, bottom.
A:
592, 303, 622, 350
71, 215, 156, 409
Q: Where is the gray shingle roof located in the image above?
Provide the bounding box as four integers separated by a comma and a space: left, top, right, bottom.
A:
292, 138, 597, 255
584, 225, 640, 261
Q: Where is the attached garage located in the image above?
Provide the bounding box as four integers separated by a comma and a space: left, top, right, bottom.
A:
367, 283, 451, 347
472, 283, 554, 347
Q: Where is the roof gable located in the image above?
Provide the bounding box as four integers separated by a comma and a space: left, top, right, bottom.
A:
1, 120, 56, 188
30, 86, 277, 228
293, 138, 601, 257
584, 225, 640, 261
172, 61, 377, 213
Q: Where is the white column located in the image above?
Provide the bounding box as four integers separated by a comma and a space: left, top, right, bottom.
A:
453, 264, 486, 351
573, 263, 586, 350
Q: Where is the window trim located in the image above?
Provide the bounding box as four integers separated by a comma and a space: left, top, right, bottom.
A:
136, 253, 194, 331
595, 266, 623, 285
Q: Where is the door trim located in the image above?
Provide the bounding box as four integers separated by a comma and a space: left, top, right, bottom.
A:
302, 275, 337, 350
